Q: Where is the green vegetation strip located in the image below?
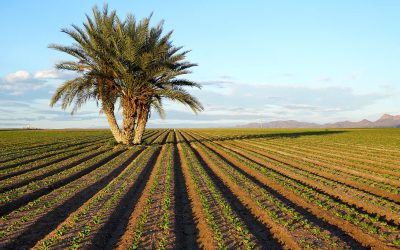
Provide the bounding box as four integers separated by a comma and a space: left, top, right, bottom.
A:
36, 147, 155, 249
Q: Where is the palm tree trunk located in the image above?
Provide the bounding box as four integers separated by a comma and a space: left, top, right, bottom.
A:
121, 99, 136, 145
103, 106, 123, 143
133, 105, 149, 144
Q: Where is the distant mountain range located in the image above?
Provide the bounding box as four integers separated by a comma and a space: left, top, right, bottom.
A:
237, 114, 400, 128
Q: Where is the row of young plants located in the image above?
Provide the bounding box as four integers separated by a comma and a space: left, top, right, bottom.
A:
140, 130, 160, 142
198, 139, 400, 248
0, 137, 82, 160
151, 130, 171, 145
0, 144, 107, 191
201, 132, 400, 202
189, 128, 400, 203
189, 128, 400, 164
245, 139, 400, 183
189, 129, 400, 208
175, 133, 223, 249
0, 147, 131, 245
0, 137, 109, 178
262, 138, 400, 174
229, 140, 400, 201
0, 136, 108, 166
286, 135, 400, 165
0, 132, 108, 157
35, 146, 157, 250
124, 145, 172, 249
157, 145, 174, 249
164, 130, 176, 144
187, 128, 400, 216
143, 130, 167, 145
178, 139, 258, 249
217, 138, 400, 222
0, 147, 122, 206
179, 142, 229, 249
180, 132, 348, 250
0, 147, 137, 248
0, 139, 105, 177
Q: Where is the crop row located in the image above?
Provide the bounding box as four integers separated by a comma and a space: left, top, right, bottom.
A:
34, 146, 158, 249
227, 139, 400, 200
187, 128, 400, 199
0, 131, 107, 155
177, 136, 258, 249
0, 147, 122, 208
180, 131, 353, 249
117, 144, 173, 249
0, 147, 134, 248
143, 130, 168, 144
188, 130, 400, 219
0, 135, 108, 165
221, 139, 400, 221
0, 136, 108, 174
261, 138, 400, 172
0, 140, 106, 178
241, 139, 400, 183
0, 144, 107, 193
182, 131, 400, 248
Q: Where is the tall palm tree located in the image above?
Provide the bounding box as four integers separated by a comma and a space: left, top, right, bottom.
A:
50, 6, 124, 142
50, 5, 203, 145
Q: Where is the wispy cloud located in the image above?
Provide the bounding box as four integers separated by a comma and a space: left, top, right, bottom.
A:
0, 71, 46, 95
0, 69, 75, 96
0, 71, 393, 128
199, 79, 235, 88
191, 80, 388, 124
34, 69, 76, 80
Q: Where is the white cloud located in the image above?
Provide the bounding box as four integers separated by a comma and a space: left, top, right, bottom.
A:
34, 70, 60, 79
0, 99, 106, 129
5, 70, 31, 82
0, 70, 46, 95
0, 69, 75, 96
34, 69, 76, 80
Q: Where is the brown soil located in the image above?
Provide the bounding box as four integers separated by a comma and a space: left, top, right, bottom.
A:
230, 141, 400, 203
0, 149, 134, 249
199, 141, 392, 249
239, 140, 400, 187
218, 141, 400, 224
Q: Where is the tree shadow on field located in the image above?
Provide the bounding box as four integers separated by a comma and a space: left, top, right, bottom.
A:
174, 130, 348, 145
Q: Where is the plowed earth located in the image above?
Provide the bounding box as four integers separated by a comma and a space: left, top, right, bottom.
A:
0, 128, 399, 249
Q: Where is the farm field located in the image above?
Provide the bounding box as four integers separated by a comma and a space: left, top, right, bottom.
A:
0, 128, 399, 249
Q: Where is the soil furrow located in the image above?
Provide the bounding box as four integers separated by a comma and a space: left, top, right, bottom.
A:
0, 149, 126, 217
172, 141, 198, 249
186, 142, 282, 249
1, 148, 142, 249
0, 137, 107, 170
0, 148, 107, 193
216, 140, 400, 224
91, 146, 161, 249
192, 139, 391, 249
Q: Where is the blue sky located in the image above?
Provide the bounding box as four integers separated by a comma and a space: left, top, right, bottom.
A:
1, 1, 400, 128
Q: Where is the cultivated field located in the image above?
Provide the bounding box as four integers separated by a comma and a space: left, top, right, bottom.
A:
0, 128, 399, 249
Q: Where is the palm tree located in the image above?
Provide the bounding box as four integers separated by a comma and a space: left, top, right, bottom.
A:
50, 5, 202, 145
50, 6, 124, 142
114, 15, 203, 144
